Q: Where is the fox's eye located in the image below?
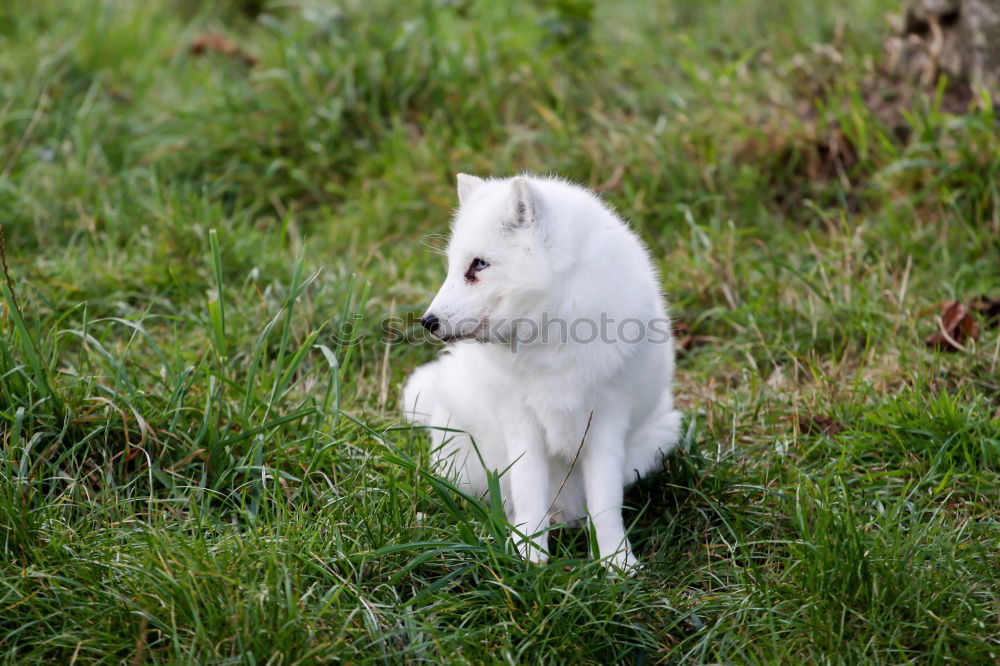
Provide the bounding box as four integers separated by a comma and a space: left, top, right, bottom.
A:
464, 257, 490, 283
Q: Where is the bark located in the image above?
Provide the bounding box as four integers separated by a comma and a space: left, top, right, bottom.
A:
888, 0, 1000, 92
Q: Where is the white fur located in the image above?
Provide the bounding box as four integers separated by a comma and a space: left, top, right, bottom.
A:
403, 174, 681, 571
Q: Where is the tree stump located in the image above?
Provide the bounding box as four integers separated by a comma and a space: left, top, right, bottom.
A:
889, 0, 1000, 93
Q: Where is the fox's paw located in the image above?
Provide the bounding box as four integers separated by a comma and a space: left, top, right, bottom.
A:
516, 539, 549, 565
605, 547, 641, 577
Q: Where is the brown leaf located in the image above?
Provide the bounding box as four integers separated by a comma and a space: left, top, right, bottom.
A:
797, 415, 845, 436
674, 320, 694, 354
594, 165, 625, 193
925, 300, 980, 351
190, 31, 257, 67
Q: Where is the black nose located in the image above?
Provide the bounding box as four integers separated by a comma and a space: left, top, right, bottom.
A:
421, 313, 440, 334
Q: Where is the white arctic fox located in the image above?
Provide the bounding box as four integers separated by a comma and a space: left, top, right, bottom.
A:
403, 173, 681, 570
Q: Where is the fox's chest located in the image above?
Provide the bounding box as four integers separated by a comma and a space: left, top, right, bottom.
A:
530, 405, 594, 459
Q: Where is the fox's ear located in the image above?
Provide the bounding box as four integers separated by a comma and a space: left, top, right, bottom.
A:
507, 177, 536, 230
456, 173, 485, 204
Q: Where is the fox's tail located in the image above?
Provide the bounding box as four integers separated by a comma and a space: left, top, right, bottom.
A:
626, 404, 683, 480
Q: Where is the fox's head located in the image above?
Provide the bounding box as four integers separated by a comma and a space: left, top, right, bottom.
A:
421, 174, 557, 343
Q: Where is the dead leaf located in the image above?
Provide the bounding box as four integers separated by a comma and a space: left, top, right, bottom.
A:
797, 415, 845, 436
190, 31, 257, 67
594, 165, 625, 193
674, 320, 694, 354
924, 300, 979, 351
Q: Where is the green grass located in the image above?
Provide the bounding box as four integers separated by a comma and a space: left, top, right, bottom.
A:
1, 0, 998, 662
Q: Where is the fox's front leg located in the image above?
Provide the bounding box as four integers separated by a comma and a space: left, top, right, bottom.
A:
504, 416, 550, 563
582, 415, 636, 572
